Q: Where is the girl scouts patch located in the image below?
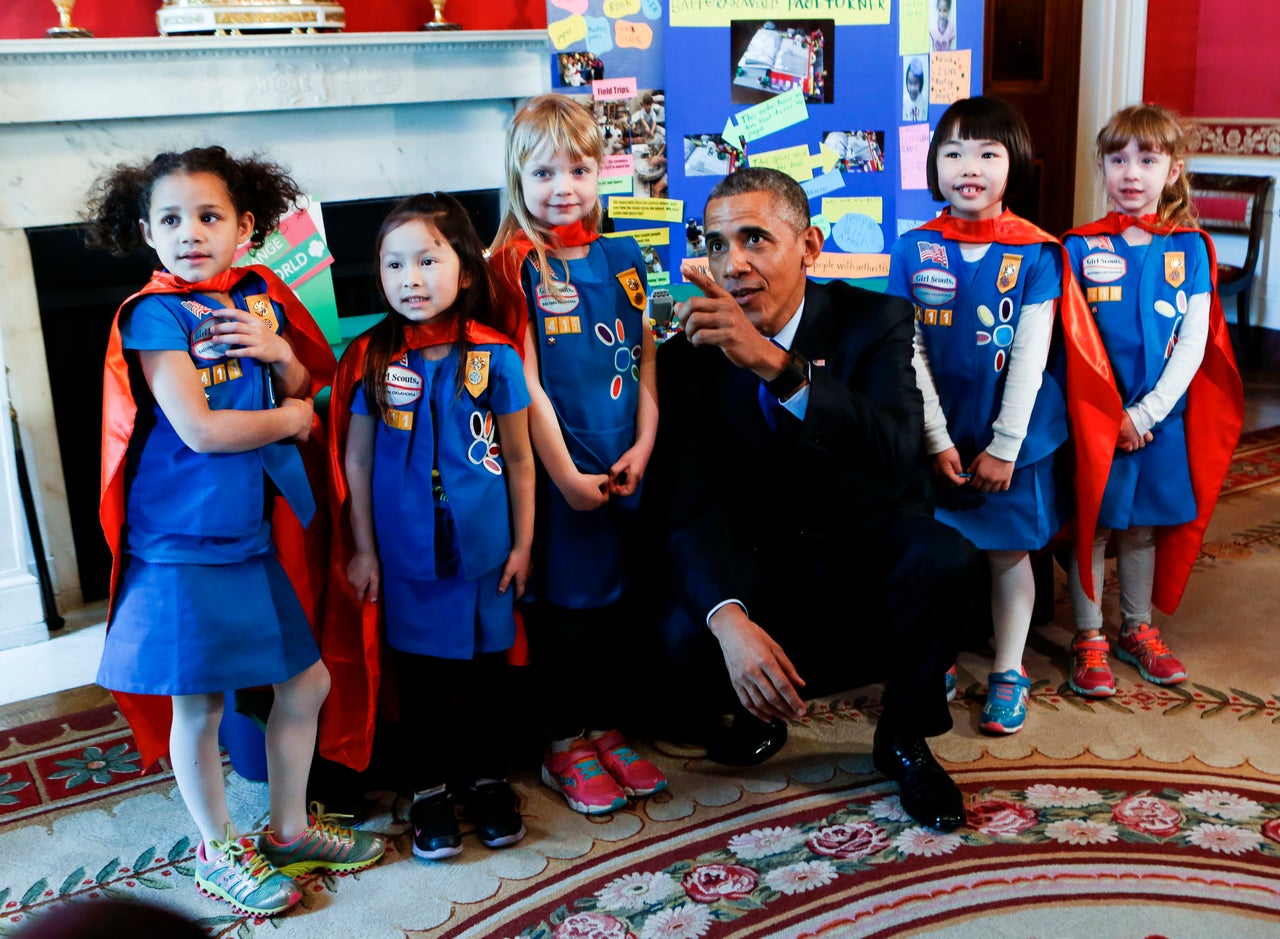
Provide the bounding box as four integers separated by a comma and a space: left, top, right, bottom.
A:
384, 363, 422, 406
189, 317, 230, 361
243, 294, 280, 333
536, 281, 579, 314
616, 267, 646, 310
465, 350, 490, 398
996, 254, 1022, 294
1164, 252, 1186, 288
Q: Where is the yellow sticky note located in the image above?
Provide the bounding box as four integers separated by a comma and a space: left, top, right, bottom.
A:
604, 227, 670, 247
548, 14, 587, 50
822, 197, 884, 224
599, 175, 635, 196
608, 197, 684, 224
811, 253, 892, 279
670, 0, 888, 27
750, 144, 815, 182
899, 0, 929, 55
930, 49, 971, 105
603, 0, 640, 15
722, 88, 808, 146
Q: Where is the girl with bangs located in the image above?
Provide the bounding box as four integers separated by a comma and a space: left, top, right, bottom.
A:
490, 94, 666, 816
1062, 104, 1242, 698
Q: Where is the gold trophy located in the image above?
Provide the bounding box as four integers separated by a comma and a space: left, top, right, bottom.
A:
48, 0, 94, 38
421, 0, 461, 31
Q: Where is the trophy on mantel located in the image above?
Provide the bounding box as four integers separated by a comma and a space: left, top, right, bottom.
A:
421, 0, 461, 31
157, 0, 347, 36
47, 0, 94, 38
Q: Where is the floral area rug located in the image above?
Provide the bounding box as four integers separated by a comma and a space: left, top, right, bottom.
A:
2, 434, 1279, 938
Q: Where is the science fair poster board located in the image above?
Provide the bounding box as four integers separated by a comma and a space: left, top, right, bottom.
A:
544, 0, 983, 294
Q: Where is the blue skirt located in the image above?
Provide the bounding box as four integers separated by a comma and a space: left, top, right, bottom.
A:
97, 553, 319, 696
935, 455, 1059, 551
382, 566, 514, 660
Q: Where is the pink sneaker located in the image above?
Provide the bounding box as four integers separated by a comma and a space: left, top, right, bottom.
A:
542, 739, 628, 815
1115, 624, 1187, 685
1069, 633, 1116, 697
592, 730, 667, 798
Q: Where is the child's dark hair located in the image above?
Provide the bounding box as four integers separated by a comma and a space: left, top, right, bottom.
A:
927, 96, 1035, 207
83, 145, 304, 256
1096, 103, 1196, 228
362, 192, 499, 424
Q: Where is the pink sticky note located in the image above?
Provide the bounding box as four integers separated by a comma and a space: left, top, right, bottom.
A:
602, 154, 634, 178
593, 77, 638, 101
899, 124, 931, 191
615, 19, 653, 49
550, 0, 589, 14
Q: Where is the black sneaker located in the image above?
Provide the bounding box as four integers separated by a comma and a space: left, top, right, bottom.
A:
462, 780, 526, 849
409, 790, 462, 860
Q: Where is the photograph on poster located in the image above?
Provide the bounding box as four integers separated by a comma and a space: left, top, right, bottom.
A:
903, 54, 929, 122
821, 130, 886, 173
595, 91, 667, 198
930, 0, 957, 51
641, 244, 665, 276
729, 19, 833, 105
555, 52, 605, 88
683, 134, 745, 177
685, 216, 707, 257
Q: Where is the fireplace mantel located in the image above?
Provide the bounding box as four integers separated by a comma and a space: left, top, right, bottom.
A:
0, 31, 548, 649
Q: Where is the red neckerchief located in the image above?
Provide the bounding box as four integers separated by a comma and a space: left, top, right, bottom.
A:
919, 209, 1124, 602
490, 222, 600, 351
100, 265, 337, 769
318, 317, 519, 771
1065, 212, 1244, 612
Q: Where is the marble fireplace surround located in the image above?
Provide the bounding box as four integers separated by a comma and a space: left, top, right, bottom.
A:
0, 31, 548, 650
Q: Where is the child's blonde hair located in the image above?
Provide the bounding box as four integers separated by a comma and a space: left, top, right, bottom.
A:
1096, 104, 1196, 228
491, 94, 605, 289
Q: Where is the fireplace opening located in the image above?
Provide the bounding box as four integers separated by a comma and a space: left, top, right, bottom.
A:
30, 188, 502, 605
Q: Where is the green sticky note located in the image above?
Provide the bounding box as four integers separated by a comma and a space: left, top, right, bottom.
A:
722, 87, 808, 146
600, 174, 636, 196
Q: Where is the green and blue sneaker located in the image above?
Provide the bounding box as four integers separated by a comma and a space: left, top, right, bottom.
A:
196, 828, 301, 917
260, 802, 385, 878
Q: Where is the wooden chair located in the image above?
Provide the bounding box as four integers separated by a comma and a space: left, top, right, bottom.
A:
1190, 172, 1274, 367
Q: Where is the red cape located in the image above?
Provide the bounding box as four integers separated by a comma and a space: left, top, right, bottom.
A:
318, 320, 520, 771
100, 265, 337, 770
919, 211, 1124, 602
1065, 213, 1244, 612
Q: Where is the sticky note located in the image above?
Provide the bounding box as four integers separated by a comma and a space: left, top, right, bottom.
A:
604, 227, 670, 246
608, 197, 684, 223
615, 19, 653, 49
599, 175, 635, 196
548, 14, 587, 50
601, 154, 634, 177
649, 271, 671, 286
831, 214, 885, 253
604, 0, 640, 15
810, 213, 832, 238
822, 197, 883, 224
899, 123, 931, 191
750, 144, 816, 182
800, 169, 845, 199
897, 218, 928, 236
722, 88, 808, 146
899, 0, 929, 55
550, 0, 588, 13
593, 78, 637, 101
930, 49, 971, 105
585, 16, 614, 54
640, 0, 662, 19
811, 253, 891, 279
669, 0, 888, 27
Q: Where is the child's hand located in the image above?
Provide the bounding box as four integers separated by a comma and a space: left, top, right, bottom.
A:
608, 447, 648, 498
1117, 412, 1153, 452
498, 545, 531, 599
347, 551, 380, 603
561, 471, 610, 511
968, 450, 1014, 493
279, 396, 314, 442
931, 447, 968, 486
213, 307, 294, 366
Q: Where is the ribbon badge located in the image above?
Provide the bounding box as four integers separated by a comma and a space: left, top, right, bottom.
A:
465, 350, 491, 398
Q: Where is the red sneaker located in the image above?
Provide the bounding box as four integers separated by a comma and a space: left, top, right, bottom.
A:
542, 739, 628, 815
1069, 633, 1116, 697
591, 730, 667, 798
1115, 624, 1187, 685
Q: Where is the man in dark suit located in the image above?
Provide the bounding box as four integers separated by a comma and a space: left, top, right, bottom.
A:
645, 167, 977, 831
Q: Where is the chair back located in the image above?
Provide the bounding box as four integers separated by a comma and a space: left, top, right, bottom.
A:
1189, 172, 1274, 286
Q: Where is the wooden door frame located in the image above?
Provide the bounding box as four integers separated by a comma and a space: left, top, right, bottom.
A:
1073, 0, 1149, 225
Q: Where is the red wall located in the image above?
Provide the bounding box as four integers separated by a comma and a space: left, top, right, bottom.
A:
0, 1, 545, 38
1145, 0, 1280, 118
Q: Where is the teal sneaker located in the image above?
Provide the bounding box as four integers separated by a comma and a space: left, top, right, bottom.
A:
945, 664, 958, 702
260, 802, 385, 878
196, 829, 301, 917
980, 669, 1031, 735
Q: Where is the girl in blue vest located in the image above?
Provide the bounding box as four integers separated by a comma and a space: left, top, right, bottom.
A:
335, 193, 535, 860
490, 94, 667, 815
1062, 105, 1242, 698
889, 98, 1081, 735
88, 146, 382, 918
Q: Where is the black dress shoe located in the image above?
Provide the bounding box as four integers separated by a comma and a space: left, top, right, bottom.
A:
706, 715, 789, 766
871, 726, 965, 832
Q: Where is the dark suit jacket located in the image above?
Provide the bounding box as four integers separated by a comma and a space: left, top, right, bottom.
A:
646, 279, 929, 629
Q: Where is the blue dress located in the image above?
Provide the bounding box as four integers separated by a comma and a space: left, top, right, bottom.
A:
888, 229, 1067, 551
97, 277, 320, 696
351, 342, 529, 658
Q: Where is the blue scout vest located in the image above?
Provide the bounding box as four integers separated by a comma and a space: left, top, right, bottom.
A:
890, 231, 1067, 468
523, 236, 646, 608
1065, 228, 1210, 527
360, 343, 527, 582
122, 277, 315, 551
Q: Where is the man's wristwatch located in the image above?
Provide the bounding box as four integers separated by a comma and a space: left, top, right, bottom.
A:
763, 350, 809, 400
